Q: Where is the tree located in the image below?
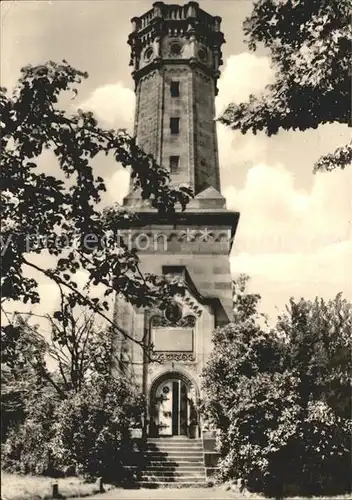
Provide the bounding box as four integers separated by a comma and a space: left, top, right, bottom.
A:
220, 0, 351, 172
1, 313, 49, 440
1, 61, 192, 350
2, 371, 144, 479
201, 275, 280, 435
231, 273, 264, 322
202, 287, 352, 496
50, 376, 144, 481
1, 308, 145, 479
2, 303, 120, 402
277, 294, 352, 419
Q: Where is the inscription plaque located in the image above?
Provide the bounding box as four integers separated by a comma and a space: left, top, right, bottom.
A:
152, 327, 193, 352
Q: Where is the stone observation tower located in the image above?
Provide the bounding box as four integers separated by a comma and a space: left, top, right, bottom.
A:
115, 1, 239, 462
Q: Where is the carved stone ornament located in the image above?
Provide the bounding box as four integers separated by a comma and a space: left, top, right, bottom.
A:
153, 352, 196, 363
151, 314, 196, 328
165, 302, 182, 323
144, 46, 154, 61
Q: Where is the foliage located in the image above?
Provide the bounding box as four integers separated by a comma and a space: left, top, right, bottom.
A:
2, 375, 144, 482
202, 322, 283, 434
278, 294, 352, 419
1, 60, 192, 352
222, 373, 351, 496
232, 273, 264, 322
220, 0, 351, 172
1, 303, 136, 451
1, 307, 144, 480
202, 286, 352, 496
2, 386, 60, 475
1, 315, 49, 441
50, 375, 144, 481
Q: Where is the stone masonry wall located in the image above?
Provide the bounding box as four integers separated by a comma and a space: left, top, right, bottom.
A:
193, 69, 220, 193
161, 65, 193, 186
134, 70, 162, 160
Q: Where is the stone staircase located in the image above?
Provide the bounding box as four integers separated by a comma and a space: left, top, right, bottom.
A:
136, 436, 207, 488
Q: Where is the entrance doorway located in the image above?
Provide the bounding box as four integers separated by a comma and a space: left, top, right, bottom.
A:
149, 372, 199, 437
156, 378, 188, 436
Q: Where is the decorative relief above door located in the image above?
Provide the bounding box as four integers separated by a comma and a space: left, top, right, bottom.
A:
149, 302, 197, 363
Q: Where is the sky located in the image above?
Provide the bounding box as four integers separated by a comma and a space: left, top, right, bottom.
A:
1, 0, 351, 323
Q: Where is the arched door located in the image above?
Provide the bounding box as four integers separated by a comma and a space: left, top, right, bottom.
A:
154, 378, 189, 436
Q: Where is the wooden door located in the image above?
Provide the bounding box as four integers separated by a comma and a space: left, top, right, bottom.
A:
157, 380, 173, 436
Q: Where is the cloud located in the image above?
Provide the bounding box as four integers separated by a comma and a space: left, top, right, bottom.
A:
98, 166, 130, 207
78, 82, 135, 205
225, 164, 351, 253
216, 52, 351, 314
226, 164, 352, 317
215, 52, 274, 184
79, 82, 135, 132
216, 52, 273, 116
231, 241, 352, 323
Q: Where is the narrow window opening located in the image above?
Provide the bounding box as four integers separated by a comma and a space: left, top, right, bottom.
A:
170, 81, 180, 97
170, 117, 180, 135
169, 156, 180, 173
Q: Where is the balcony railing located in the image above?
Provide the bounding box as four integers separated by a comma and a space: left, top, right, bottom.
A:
132, 3, 219, 33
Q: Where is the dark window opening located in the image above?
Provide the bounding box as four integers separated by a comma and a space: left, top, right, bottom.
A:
169, 156, 180, 173
170, 117, 180, 135
170, 81, 180, 97
198, 48, 207, 62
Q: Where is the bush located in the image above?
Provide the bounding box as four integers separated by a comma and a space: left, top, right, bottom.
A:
202, 294, 352, 496
51, 376, 144, 481
2, 388, 58, 475
219, 373, 351, 496
2, 375, 144, 482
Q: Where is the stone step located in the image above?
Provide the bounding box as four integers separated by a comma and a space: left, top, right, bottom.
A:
136, 481, 208, 488
147, 444, 203, 450
146, 450, 203, 454
146, 455, 203, 461
140, 470, 206, 478
134, 438, 207, 488
146, 459, 203, 464
132, 460, 205, 466
139, 475, 206, 482
126, 462, 204, 472
147, 440, 203, 445
145, 450, 203, 455
147, 457, 204, 463
143, 462, 204, 472
147, 439, 202, 443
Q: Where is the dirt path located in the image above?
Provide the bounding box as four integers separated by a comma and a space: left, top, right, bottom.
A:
77, 486, 257, 500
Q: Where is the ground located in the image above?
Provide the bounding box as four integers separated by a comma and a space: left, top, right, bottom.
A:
77, 487, 352, 500
0, 472, 112, 500
74, 486, 257, 500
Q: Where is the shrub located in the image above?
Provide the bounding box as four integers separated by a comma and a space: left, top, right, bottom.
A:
219, 373, 351, 496
202, 293, 352, 496
2, 388, 58, 475
50, 375, 144, 481
2, 375, 144, 482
